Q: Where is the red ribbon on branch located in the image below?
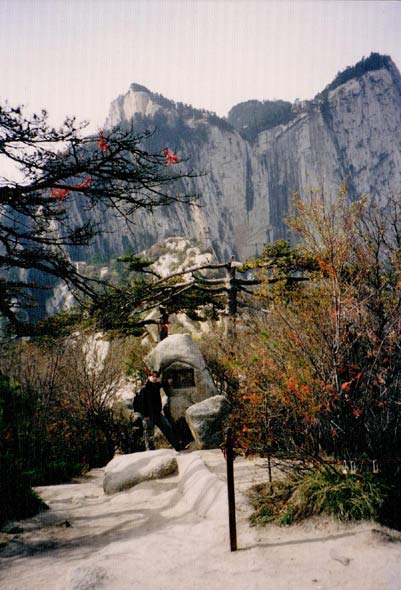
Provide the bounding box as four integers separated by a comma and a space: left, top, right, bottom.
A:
162, 148, 180, 165
51, 176, 92, 200
98, 130, 109, 153
50, 130, 109, 201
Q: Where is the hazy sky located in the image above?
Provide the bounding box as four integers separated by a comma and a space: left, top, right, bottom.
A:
1, 0, 401, 132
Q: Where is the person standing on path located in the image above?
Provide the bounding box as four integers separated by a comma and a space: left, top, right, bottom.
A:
142, 371, 180, 451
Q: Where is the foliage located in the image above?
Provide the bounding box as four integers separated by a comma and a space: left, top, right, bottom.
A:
87, 283, 149, 335
0, 373, 48, 526
32, 308, 88, 339
317, 53, 392, 100
211, 322, 327, 456
86, 253, 227, 335
112, 401, 145, 454
248, 465, 386, 526
223, 189, 401, 461
201, 187, 401, 525
0, 101, 199, 335
199, 327, 241, 397
0, 333, 148, 525
129, 109, 210, 149
227, 99, 294, 141
242, 239, 320, 302
285, 189, 401, 460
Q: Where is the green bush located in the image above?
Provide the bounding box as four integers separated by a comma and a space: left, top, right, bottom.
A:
24, 461, 84, 486
248, 466, 387, 526
0, 458, 48, 527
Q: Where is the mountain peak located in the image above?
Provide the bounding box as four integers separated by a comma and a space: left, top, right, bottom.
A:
129, 83, 152, 94
316, 53, 397, 99
105, 84, 163, 129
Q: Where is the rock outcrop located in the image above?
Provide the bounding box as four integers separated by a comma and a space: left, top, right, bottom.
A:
185, 395, 231, 450
145, 333, 218, 422
103, 449, 177, 495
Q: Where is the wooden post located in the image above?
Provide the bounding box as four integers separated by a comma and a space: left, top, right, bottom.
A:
267, 454, 272, 484
223, 257, 241, 338
225, 427, 237, 551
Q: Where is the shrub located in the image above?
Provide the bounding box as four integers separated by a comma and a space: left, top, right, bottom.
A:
0, 469, 48, 527
24, 461, 84, 486
0, 373, 49, 526
248, 465, 387, 526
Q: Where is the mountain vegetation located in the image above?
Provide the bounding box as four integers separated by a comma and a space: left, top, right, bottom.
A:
227, 99, 294, 141
316, 52, 393, 99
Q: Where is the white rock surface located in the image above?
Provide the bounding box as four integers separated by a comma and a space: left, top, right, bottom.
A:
95, 62, 401, 264
103, 449, 178, 495
2, 451, 401, 590
145, 333, 218, 421
68, 565, 109, 590
185, 395, 231, 449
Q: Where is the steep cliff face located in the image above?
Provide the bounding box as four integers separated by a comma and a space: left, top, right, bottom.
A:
321, 63, 401, 204
40, 55, 401, 316
82, 54, 401, 264
252, 60, 401, 243
99, 86, 273, 261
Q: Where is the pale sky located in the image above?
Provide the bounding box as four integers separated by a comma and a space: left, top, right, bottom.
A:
1, 0, 401, 133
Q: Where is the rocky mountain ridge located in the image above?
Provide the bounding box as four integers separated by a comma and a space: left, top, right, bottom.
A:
84, 53, 401, 266
38, 53, 401, 316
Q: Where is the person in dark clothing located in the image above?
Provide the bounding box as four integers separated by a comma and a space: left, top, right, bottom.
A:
142, 371, 180, 451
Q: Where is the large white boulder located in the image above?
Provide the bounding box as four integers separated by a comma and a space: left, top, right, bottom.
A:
103, 449, 178, 495
145, 333, 217, 422
185, 395, 231, 450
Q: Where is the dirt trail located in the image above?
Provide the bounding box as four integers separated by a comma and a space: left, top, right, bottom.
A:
1, 450, 401, 590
